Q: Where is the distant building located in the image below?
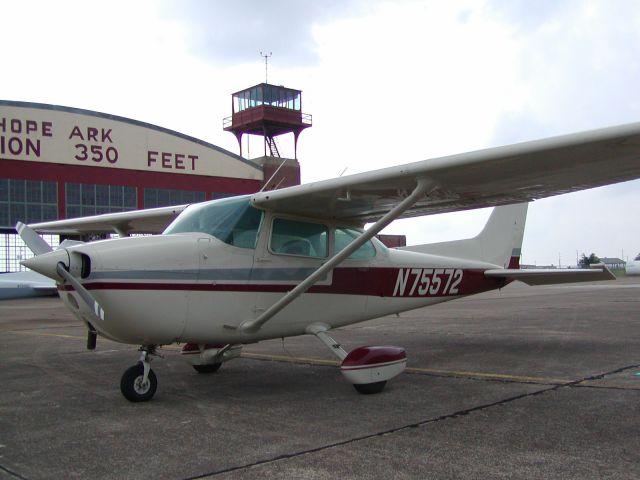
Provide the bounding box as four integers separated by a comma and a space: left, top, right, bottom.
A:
599, 257, 626, 270
376, 234, 407, 248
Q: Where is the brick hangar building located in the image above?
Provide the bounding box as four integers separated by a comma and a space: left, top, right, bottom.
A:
0, 83, 308, 271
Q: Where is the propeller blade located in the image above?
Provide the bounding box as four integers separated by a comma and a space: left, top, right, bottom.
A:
16, 222, 53, 255
55, 262, 105, 322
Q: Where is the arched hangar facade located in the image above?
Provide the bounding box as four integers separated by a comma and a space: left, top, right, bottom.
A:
0, 100, 268, 270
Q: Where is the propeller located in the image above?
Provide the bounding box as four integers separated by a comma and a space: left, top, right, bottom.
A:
16, 221, 53, 255
17, 222, 103, 348
56, 261, 105, 350
55, 262, 105, 322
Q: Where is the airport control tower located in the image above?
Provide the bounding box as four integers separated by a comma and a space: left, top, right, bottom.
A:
223, 82, 312, 190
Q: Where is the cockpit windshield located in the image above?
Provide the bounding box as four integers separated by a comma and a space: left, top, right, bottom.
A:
163, 196, 263, 249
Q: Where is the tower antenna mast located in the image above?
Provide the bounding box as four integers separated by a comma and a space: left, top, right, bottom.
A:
260, 51, 272, 83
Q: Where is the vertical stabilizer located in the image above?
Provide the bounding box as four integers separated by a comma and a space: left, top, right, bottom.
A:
401, 203, 529, 268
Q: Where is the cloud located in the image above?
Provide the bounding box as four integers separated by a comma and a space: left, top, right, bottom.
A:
157, 0, 369, 67
486, 0, 572, 31
488, 0, 640, 141
480, 1, 640, 265
2, 0, 638, 267
522, 180, 640, 266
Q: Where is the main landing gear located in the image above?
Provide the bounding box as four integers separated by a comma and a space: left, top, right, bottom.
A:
118, 331, 403, 401
120, 346, 158, 402
180, 343, 243, 373
307, 323, 407, 394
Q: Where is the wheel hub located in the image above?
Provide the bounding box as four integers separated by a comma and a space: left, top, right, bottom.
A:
134, 375, 150, 394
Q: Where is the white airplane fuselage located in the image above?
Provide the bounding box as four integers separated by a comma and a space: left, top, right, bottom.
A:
0, 270, 57, 300
53, 232, 505, 346
626, 255, 640, 275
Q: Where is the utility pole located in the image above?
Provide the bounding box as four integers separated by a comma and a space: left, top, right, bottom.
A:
260, 51, 272, 83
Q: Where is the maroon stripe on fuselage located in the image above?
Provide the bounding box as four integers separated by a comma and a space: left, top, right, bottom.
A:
58, 267, 506, 298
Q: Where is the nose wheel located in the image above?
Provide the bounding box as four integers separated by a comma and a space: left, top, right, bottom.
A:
120, 346, 158, 402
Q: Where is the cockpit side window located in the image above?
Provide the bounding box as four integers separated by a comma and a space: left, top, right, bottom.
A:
270, 218, 328, 258
334, 228, 377, 259
163, 196, 263, 249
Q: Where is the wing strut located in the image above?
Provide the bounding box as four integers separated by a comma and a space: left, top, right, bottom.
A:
237, 178, 435, 334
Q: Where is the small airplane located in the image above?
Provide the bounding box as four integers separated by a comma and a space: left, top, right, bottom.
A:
626, 253, 640, 275
0, 270, 57, 300
17, 122, 640, 402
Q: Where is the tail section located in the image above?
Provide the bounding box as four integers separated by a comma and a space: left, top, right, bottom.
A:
401, 203, 529, 268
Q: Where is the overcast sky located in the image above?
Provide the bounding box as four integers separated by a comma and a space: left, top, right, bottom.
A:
2, 0, 640, 266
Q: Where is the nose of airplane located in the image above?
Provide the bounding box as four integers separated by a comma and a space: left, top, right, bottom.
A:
21, 249, 69, 281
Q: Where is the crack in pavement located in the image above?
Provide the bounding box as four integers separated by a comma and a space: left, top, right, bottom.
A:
182, 363, 640, 480
0, 463, 29, 480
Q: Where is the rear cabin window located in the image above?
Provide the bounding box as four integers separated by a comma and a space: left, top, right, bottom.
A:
334, 228, 376, 259
270, 218, 328, 258
163, 196, 263, 249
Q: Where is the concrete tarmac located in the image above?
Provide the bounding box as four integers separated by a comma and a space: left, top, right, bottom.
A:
1, 278, 639, 479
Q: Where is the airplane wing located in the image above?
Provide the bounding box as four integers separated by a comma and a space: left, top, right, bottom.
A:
22, 122, 640, 235
484, 263, 616, 286
26, 204, 188, 235
251, 122, 640, 223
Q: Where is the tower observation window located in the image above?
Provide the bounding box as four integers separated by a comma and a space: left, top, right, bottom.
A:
233, 85, 301, 113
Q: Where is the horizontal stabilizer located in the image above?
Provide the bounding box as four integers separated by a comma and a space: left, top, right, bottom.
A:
32, 286, 59, 293
484, 263, 616, 286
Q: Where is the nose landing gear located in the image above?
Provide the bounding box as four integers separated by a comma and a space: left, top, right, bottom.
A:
120, 346, 158, 402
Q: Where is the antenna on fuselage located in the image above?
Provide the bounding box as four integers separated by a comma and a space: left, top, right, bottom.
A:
259, 157, 288, 192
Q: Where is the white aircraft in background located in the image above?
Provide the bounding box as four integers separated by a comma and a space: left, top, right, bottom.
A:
0, 270, 57, 300
626, 253, 640, 275
17, 122, 640, 402
0, 239, 84, 300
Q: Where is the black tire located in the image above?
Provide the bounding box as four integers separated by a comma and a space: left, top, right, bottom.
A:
120, 362, 157, 402
193, 363, 222, 374
353, 381, 386, 395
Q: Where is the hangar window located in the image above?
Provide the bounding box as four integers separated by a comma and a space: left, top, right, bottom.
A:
66, 183, 136, 218
270, 218, 328, 258
144, 188, 205, 208
0, 179, 58, 228
211, 192, 235, 200
164, 196, 263, 249
0, 231, 60, 272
